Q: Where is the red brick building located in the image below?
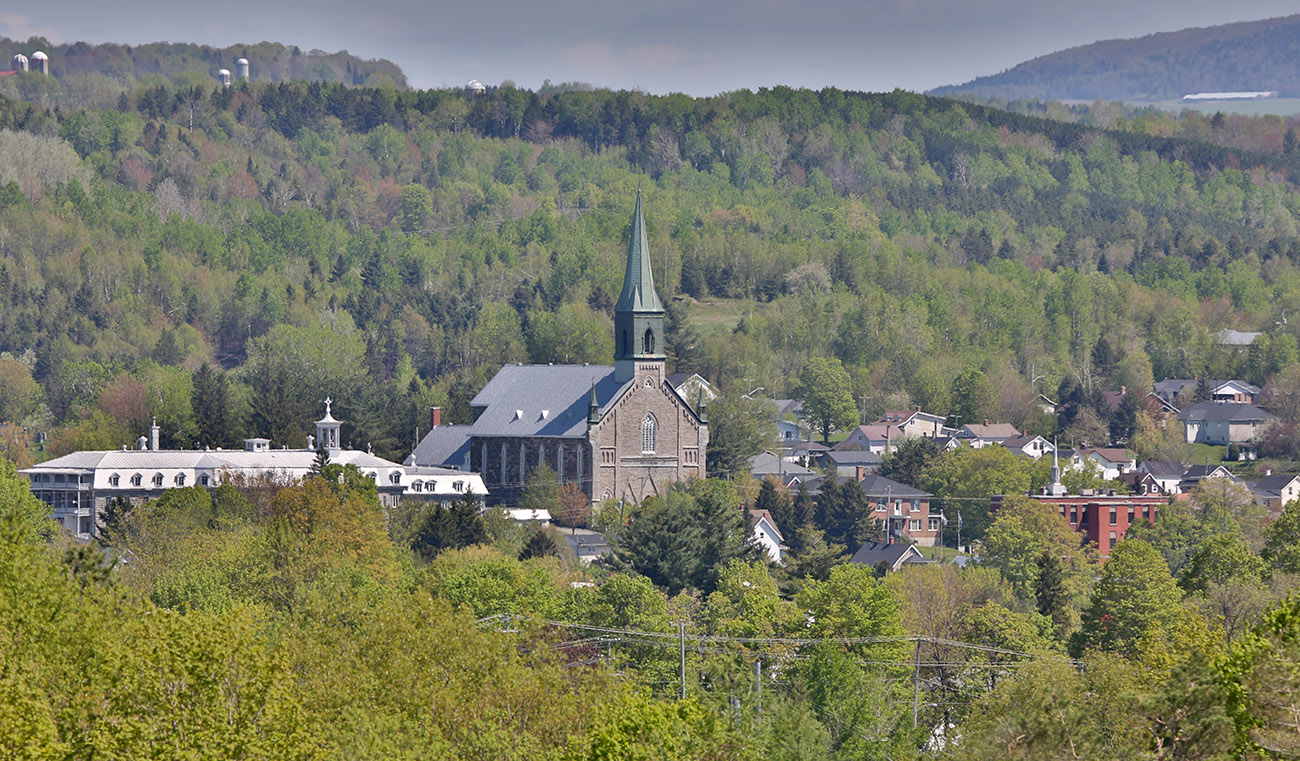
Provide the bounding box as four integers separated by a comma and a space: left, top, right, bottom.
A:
992, 491, 1169, 558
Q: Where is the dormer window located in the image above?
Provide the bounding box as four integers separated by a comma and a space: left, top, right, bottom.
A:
152, 473, 164, 487
411, 481, 422, 492
109, 473, 120, 487
174, 473, 186, 486
453, 480, 464, 492
199, 474, 210, 486
390, 472, 401, 485
130, 473, 142, 487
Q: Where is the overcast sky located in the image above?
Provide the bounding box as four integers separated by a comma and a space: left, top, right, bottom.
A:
2, 1, 1297, 95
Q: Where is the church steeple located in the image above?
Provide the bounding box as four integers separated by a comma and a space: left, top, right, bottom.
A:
615, 190, 666, 383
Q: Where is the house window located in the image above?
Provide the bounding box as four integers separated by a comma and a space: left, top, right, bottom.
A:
1109, 530, 1117, 549
909, 519, 921, 531
910, 500, 920, 513
368, 472, 378, 482
928, 517, 940, 531
641, 414, 657, 453
411, 481, 422, 493
390, 472, 401, 485
453, 480, 464, 492
199, 474, 210, 486
130, 473, 142, 487
1109, 507, 1117, 525
174, 473, 185, 486
109, 473, 120, 487
152, 473, 163, 487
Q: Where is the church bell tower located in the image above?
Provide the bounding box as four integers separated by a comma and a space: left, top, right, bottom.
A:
614, 190, 666, 384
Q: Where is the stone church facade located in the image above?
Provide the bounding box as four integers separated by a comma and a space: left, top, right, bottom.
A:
408, 192, 708, 505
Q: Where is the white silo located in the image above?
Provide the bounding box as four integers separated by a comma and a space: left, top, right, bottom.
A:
465, 79, 486, 94
217, 68, 232, 87
11, 54, 27, 72
236, 57, 249, 81
30, 50, 48, 75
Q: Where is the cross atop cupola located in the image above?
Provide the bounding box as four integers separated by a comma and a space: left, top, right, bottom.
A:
315, 397, 342, 452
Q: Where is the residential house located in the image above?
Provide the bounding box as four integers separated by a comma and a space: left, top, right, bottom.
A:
560, 528, 613, 564
820, 449, 882, 478
1120, 470, 1165, 496
1178, 464, 1237, 493
748, 451, 815, 486
836, 423, 904, 454
876, 409, 951, 439
1076, 448, 1136, 481
749, 509, 788, 564
1178, 402, 1274, 450
666, 372, 717, 415
850, 541, 928, 573
1154, 379, 1261, 409
1249, 473, 1300, 513
1136, 461, 1185, 494
1002, 434, 1054, 459
858, 474, 941, 547
785, 439, 829, 467
956, 422, 1022, 448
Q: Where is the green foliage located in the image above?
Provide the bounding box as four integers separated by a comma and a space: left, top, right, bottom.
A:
1075, 539, 1183, 657
796, 357, 856, 444
705, 391, 777, 477
1263, 499, 1300, 574
612, 479, 760, 594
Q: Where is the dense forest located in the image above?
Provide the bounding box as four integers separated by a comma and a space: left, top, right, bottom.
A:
932, 14, 1300, 102
4, 79, 1300, 473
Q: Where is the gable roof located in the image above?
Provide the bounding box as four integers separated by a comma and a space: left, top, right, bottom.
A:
1002, 434, 1049, 449
958, 422, 1021, 439
1080, 448, 1133, 464
748, 452, 815, 478
1217, 329, 1261, 346
1182, 464, 1233, 479
1139, 460, 1186, 478
1253, 473, 1300, 495
824, 449, 883, 466
1177, 401, 1274, 423
749, 509, 786, 543
469, 364, 634, 438
850, 541, 927, 570
857, 474, 931, 498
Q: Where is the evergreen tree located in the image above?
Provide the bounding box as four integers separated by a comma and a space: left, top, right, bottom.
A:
754, 477, 793, 537
519, 526, 560, 560
1034, 550, 1068, 635
410, 492, 487, 561
192, 363, 235, 448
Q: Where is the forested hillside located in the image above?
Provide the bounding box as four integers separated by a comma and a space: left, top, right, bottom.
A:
5, 81, 1300, 467
0, 35, 406, 100
933, 14, 1300, 101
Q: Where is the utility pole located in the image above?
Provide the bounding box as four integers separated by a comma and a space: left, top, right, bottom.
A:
679, 621, 687, 701
912, 638, 922, 728
755, 658, 762, 723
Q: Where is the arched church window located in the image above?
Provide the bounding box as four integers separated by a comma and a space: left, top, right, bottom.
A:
641, 413, 657, 453
643, 328, 655, 354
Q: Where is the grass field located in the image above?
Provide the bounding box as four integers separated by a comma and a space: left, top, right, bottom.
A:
682, 297, 750, 339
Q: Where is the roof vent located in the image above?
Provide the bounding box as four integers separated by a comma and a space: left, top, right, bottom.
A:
540, 409, 550, 420
515, 410, 524, 420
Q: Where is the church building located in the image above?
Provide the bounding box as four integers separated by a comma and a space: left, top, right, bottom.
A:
408, 192, 708, 505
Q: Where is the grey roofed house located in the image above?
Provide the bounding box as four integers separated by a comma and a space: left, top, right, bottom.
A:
560, 527, 612, 564
856, 474, 931, 498
749, 451, 815, 479
1139, 460, 1187, 479
850, 541, 928, 572
821, 449, 882, 476
1154, 378, 1261, 406
1177, 401, 1273, 423
771, 399, 804, 418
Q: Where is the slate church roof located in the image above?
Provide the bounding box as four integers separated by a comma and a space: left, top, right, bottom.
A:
468, 363, 633, 438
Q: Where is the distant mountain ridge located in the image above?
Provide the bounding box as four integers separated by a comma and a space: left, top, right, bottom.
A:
0, 37, 406, 89
932, 15, 1300, 102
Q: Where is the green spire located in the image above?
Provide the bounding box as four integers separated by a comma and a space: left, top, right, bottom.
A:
614, 190, 664, 314
587, 383, 601, 424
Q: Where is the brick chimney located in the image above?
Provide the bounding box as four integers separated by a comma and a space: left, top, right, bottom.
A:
430, 406, 442, 429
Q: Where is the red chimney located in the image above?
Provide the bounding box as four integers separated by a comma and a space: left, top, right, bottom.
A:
430, 406, 442, 428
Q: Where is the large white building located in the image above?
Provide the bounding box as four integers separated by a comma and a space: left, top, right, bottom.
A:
23, 400, 486, 540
